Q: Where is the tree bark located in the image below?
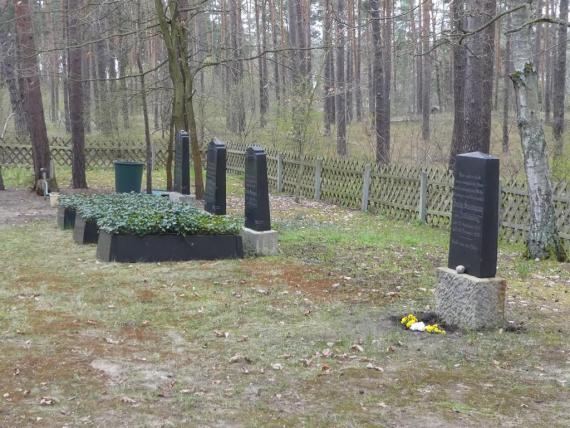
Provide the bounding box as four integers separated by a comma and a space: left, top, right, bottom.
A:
136, 0, 152, 194
255, 0, 268, 127
13, 0, 57, 189
355, 0, 363, 121
155, 0, 204, 199
370, 0, 388, 164
461, 0, 496, 155
510, 2, 566, 261
229, 0, 245, 133
449, 0, 466, 169
336, 0, 347, 156
421, 0, 431, 143
553, 0, 567, 154
502, 13, 513, 154
323, 0, 335, 135
0, 10, 27, 137
269, 0, 280, 103
67, 0, 87, 188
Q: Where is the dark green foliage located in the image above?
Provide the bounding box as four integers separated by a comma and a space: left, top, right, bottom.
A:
59, 193, 241, 236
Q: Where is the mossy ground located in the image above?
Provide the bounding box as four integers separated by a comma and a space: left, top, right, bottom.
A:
0, 167, 569, 427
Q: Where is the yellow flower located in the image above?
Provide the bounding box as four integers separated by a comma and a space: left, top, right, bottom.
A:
401, 314, 418, 329
426, 324, 446, 335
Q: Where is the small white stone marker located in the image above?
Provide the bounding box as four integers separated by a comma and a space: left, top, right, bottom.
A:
456, 265, 465, 274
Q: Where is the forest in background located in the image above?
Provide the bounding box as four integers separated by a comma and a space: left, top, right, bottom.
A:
0, 1, 567, 165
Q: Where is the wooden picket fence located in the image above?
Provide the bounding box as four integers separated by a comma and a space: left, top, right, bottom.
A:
0, 137, 169, 168
2, 137, 570, 249
224, 141, 570, 250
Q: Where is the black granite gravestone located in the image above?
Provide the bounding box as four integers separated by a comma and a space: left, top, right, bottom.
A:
448, 152, 500, 278
204, 139, 227, 215
173, 130, 190, 195
245, 146, 271, 231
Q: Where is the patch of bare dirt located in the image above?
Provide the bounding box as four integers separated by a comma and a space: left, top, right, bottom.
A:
0, 190, 55, 225
242, 259, 336, 298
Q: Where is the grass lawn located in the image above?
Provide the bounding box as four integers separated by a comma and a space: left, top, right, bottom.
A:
0, 168, 569, 426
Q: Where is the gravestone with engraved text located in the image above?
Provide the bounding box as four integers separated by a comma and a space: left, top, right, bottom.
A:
244, 146, 271, 231
204, 139, 227, 215
448, 152, 499, 278
173, 130, 190, 195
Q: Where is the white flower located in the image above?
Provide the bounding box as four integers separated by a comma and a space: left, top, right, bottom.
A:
409, 322, 426, 332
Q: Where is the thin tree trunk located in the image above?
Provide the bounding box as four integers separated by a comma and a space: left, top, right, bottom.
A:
502, 13, 513, 154
323, 0, 335, 135
462, 0, 496, 155
355, 0, 363, 121
414, 0, 422, 114
255, 0, 268, 127
0, 21, 27, 136
381, 0, 392, 155
544, 0, 553, 123
553, 0, 568, 154
82, 47, 91, 133
371, 0, 388, 164
67, 0, 87, 188
336, 0, 347, 156
449, 0, 466, 169
421, 0, 431, 143
136, 0, 152, 194
13, 0, 57, 189
269, 0, 280, 102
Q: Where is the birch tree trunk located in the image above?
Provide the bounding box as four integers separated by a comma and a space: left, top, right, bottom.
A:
510, 1, 566, 261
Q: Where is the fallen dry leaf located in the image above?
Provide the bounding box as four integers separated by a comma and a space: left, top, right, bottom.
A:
214, 330, 229, 338
271, 363, 283, 370
120, 396, 137, 405
40, 397, 56, 406
350, 344, 364, 353
366, 363, 384, 372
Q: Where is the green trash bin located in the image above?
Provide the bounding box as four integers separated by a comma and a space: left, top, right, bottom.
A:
114, 161, 144, 193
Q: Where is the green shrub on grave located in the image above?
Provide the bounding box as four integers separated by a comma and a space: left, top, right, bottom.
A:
59, 193, 241, 236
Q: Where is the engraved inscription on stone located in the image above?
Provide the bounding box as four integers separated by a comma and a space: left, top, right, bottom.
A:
244, 146, 270, 231
204, 139, 226, 215
448, 152, 499, 278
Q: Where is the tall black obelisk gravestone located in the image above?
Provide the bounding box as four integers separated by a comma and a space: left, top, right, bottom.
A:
204, 139, 227, 215
244, 146, 271, 231
173, 130, 190, 195
448, 152, 500, 278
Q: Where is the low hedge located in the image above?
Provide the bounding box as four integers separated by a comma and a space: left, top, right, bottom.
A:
59, 193, 241, 236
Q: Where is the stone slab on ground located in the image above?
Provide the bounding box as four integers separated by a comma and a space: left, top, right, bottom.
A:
435, 267, 506, 330
241, 227, 278, 256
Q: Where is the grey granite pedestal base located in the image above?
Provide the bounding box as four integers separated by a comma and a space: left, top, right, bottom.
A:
241, 227, 278, 256
435, 267, 506, 330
